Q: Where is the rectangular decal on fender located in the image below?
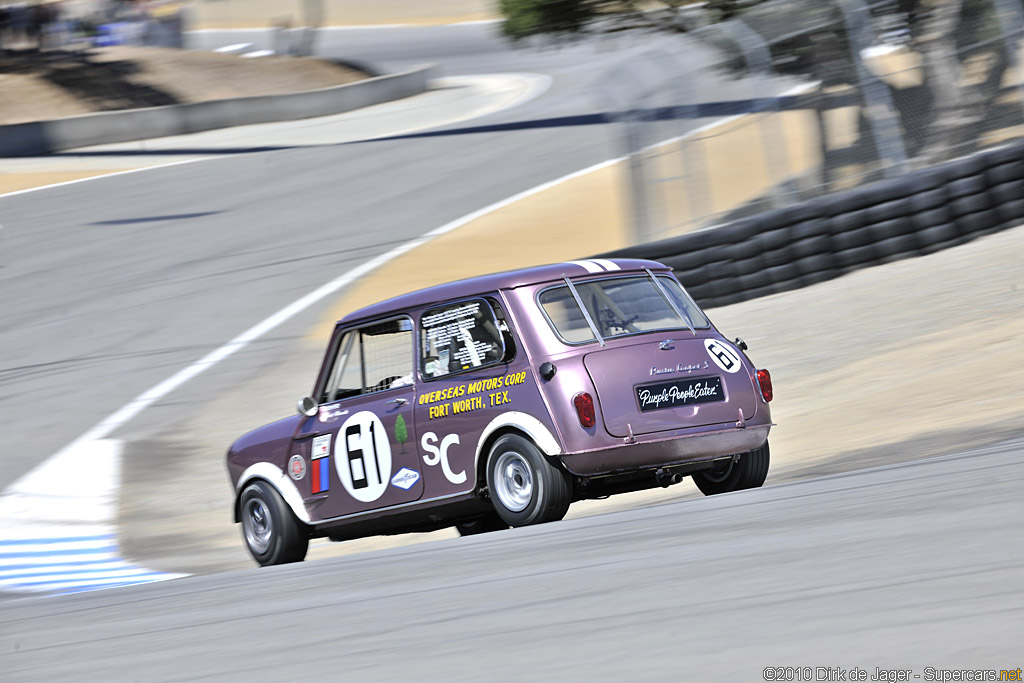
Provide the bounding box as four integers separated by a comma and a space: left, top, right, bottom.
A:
635, 376, 724, 412
311, 456, 330, 493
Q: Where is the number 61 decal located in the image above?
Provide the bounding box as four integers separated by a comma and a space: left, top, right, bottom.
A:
336, 411, 392, 503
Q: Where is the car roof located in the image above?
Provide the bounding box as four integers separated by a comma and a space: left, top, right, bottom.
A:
339, 258, 672, 326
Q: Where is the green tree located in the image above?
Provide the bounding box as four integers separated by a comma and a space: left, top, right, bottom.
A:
499, 0, 707, 41
499, 0, 597, 40
394, 414, 408, 453
501, 0, 1019, 166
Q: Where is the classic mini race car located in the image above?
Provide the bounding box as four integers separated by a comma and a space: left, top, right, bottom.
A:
226, 259, 774, 565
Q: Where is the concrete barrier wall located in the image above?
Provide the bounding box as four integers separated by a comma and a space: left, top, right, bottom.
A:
0, 64, 435, 157
599, 141, 1024, 309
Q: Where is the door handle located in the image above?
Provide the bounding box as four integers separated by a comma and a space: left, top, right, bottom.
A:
387, 398, 409, 406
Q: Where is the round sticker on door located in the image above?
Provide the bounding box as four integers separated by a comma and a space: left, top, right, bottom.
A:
288, 454, 306, 480
704, 339, 742, 374
335, 411, 392, 503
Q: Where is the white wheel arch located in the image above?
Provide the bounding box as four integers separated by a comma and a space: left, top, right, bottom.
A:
235, 462, 311, 524
474, 411, 562, 474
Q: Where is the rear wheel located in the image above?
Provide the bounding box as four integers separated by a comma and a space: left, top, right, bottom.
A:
486, 434, 572, 527
692, 441, 770, 495
239, 481, 309, 566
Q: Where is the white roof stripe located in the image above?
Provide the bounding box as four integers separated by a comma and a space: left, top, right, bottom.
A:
590, 258, 620, 271
566, 260, 603, 273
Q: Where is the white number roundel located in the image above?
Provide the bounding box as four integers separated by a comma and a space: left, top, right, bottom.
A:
336, 411, 392, 503
704, 339, 742, 374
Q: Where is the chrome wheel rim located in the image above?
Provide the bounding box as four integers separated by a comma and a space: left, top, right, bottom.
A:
493, 451, 533, 512
243, 497, 273, 554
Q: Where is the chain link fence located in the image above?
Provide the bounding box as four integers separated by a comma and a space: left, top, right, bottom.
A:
600, 0, 1024, 244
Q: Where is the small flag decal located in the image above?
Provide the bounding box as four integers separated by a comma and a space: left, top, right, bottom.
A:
311, 456, 330, 494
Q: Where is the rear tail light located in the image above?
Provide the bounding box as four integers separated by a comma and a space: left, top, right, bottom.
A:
572, 392, 596, 428
756, 369, 773, 402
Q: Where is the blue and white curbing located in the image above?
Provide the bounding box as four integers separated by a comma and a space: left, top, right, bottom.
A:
0, 439, 184, 595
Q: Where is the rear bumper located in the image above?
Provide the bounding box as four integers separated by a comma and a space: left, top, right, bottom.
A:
558, 422, 772, 476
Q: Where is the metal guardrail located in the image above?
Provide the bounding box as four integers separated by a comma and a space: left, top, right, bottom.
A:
599, 0, 1024, 244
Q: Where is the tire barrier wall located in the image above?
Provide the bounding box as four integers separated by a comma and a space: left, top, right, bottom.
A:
0, 64, 435, 157
597, 140, 1024, 309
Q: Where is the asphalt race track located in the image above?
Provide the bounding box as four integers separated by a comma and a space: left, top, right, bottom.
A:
0, 22, 805, 582
2, 19, 1021, 678
0, 23, 794, 491
3, 437, 1022, 681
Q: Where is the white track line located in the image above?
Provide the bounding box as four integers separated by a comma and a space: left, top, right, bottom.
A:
0, 159, 620, 596
15, 156, 624, 458
0, 159, 209, 200
0, 78, 813, 594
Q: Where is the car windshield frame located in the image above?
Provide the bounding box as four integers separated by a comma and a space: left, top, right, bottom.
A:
536, 274, 711, 346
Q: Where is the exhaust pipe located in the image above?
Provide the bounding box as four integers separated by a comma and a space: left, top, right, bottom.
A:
655, 469, 685, 488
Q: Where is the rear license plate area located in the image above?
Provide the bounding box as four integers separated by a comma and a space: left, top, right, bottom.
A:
636, 376, 724, 412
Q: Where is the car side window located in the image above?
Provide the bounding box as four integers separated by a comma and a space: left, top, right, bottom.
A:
420, 298, 505, 379
321, 318, 414, 402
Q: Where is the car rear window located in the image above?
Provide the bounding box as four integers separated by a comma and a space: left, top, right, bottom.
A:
538, 275, 710, 344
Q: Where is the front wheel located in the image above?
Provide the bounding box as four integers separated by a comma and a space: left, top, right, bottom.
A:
692, 441, 770, 496
239, 481, 309, 566
486, 433, 572, 527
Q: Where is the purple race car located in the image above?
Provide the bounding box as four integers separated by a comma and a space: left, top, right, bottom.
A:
226, 259, 774, 565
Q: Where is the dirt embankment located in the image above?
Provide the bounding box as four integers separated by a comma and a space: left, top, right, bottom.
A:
0, 46, 368, 125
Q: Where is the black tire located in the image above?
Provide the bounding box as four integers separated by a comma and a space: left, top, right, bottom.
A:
486, 434, 572, 527
692, 441, 770, 496
239, 481, 309, 566
455, 513, 510, 536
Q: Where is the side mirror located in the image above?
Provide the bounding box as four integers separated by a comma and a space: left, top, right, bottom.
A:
297, 396, 318, 417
